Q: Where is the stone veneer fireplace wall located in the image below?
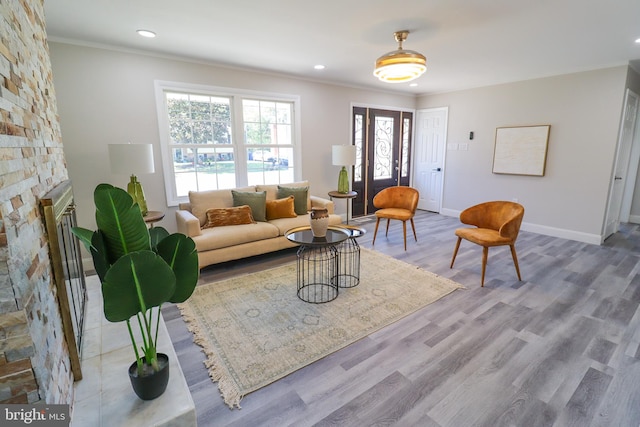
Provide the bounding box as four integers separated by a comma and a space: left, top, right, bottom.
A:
0, 0, 74, 404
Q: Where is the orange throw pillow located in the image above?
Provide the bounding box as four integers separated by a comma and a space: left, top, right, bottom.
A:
203, 205, 256, 229
266, 196, 297, 220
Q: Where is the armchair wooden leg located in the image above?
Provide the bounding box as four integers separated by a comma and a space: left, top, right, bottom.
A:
410, 218, 417, 242
510, 244, 522, 281
385, 218, 390, 236
481, 246, 489, 287
450, 237, 462, 268
372, 217, 381, 245
402, 220, 407, 251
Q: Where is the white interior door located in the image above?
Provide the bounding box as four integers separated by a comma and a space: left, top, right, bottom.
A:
413, 107, 448, 212
604, 89, 639, 239
620, 92, 640, 223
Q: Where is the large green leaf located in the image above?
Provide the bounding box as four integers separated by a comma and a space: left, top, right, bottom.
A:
90, 231, 110, 282
102, 251, 176, 322
93, 183, 150, 263
156, 233, 199, 303
149, 226, 170, 251
71, 227, 94, 252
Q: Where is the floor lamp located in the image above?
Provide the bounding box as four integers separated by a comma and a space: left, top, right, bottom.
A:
108, 143, 155, 216
332, 145, 356, 193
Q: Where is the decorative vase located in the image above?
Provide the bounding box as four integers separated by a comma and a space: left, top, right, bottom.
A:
128, 353, 170, 400
337, 166, 349, 193
310, 207, 329, 237
127, 175, 149, 216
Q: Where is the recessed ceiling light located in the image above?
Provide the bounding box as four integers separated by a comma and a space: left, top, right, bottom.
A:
636, 38, 640, 44
314, 65, 326, 70
409, 83, 418, 87
137, 29, 156, 38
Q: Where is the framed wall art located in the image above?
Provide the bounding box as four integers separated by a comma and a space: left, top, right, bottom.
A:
492, 125, 550, 176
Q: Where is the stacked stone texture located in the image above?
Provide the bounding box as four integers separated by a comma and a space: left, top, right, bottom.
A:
0, 0, 72, 404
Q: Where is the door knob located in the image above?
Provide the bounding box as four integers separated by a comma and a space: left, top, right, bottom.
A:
432, 167, 442, 172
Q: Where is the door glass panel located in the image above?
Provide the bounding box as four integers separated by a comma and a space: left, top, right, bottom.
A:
401, 117, 410, 178
373, 116, 394, 180
354, 114, 363, 182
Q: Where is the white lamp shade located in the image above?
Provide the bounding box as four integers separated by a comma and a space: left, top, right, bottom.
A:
108, 143, 155, 175
332, 145, 356, 166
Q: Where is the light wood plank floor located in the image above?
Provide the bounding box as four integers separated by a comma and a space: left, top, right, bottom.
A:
162, 210, 640, 426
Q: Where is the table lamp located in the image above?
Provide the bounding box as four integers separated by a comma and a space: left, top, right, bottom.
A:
332, 145, 357, 193
108, 143, 155, 216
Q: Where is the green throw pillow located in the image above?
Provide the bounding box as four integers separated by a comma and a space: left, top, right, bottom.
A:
232, 190, 267, 222
277, 186, 309, 215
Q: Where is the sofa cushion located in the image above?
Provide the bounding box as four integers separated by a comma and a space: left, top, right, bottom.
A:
257, 181, 311, 210
277, 186, 309, 215
203, 205, 256, 229
266, 196, 297, 220
193, 222, 279, 252
189, 186, 255, 227
232, 190, 267, 222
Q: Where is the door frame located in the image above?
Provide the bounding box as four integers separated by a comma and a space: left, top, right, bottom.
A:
621, 90, 640, 223
603, 88, 639, 239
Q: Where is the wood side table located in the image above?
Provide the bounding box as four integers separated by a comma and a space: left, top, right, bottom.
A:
143, 210, 165, 227
328, 190, 357, 224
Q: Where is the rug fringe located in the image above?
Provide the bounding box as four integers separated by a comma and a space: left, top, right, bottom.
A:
177, 302, 244, 409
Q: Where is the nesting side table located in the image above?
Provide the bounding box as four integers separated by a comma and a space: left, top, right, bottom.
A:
333, 225, 366, 288
285, 226, 349, 303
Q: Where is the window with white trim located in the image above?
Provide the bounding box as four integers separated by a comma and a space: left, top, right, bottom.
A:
155, 82, 300, 206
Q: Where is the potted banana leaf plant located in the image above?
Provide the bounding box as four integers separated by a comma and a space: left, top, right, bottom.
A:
72, 184, 199, 400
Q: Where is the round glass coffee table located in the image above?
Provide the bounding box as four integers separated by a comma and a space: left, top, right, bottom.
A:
285, 226, 349, 303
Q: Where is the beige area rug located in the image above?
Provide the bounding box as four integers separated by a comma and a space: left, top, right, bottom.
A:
178, 248, 464, 408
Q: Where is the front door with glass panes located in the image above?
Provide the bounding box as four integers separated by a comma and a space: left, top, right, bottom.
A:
352, 107, 413, 216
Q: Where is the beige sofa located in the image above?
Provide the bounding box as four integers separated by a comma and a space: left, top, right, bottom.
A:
176, 181, 342, 268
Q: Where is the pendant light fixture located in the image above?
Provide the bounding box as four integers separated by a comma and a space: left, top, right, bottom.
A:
374, 30, 426, 83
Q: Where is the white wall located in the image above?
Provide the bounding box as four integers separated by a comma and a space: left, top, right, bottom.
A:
50, 41, 630, 244
417, 66, 628, 243
49, 42, 415, 232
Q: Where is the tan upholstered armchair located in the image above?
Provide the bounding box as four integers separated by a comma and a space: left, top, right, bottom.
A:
372, 186, 419, 251
450, 201, 524, 286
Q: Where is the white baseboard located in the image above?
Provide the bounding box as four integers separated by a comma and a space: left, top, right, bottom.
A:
439, 208, 602, 245
629, 214, 640, 224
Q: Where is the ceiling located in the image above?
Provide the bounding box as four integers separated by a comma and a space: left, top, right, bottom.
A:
43, 0, 640, 95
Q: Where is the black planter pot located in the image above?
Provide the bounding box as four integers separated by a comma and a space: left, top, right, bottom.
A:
128, 353, 170, 400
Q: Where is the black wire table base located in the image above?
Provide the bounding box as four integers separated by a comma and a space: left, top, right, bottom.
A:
296, 245, 339, 303
334, 236, 360, 288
